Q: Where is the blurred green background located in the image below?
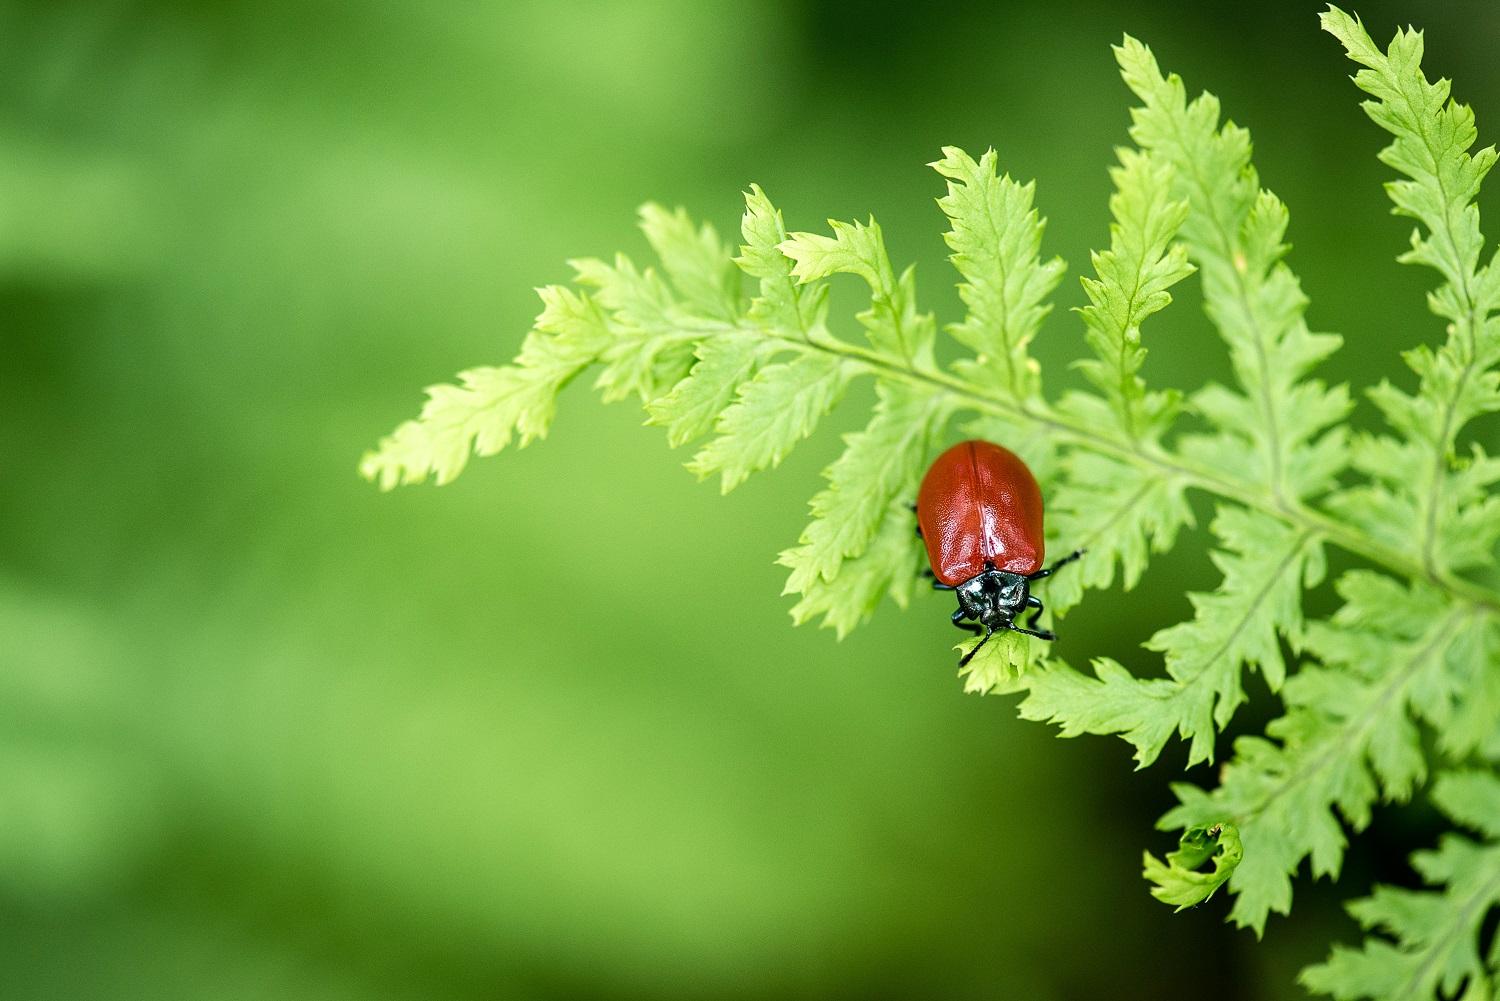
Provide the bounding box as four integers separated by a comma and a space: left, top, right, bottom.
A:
0, 1, 1497, 997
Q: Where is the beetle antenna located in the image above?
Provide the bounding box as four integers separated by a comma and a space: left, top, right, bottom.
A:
958, 629, 993, 669
1010, 624, 1057, 641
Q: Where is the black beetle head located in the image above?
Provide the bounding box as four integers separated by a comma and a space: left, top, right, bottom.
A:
956, 568, 1030, 632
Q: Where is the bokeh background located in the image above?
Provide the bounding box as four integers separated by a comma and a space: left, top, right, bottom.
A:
1, 1, 1497, 998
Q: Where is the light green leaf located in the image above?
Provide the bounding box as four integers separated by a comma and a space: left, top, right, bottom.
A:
1301, 770, 1500, 1001
360, 284, 611, 488
931, 146, 1066, 400
780, 380, 951, 593
1163, 574, 1477, 936
1023, 507, 1322, 769
687, 352, 855, 493
1067, 145, 1192, 440
957, 628, 1045, 695
787, 499, 925, 638
1143, 823, 1242, 911
779, 218, 936, 366
646, 333, 777, 448
1322, 8, 1500, 576
737, 184, 824, 335
1118, 35, 1350, 502
637, 202, 741, 321
1043, 449, 1193, 617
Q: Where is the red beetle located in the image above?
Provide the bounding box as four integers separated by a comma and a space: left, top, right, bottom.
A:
916, 440, 1081, 666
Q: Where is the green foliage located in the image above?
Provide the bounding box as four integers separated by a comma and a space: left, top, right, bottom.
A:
364, 7, 1500, 998
1143, 823, 1242, 910
1300, 771, 1500, 1001
932, 146, 1065, 401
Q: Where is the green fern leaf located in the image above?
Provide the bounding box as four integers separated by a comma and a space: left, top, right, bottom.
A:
1065, 145, 1193, 439
648, 187, 829, 448
646, 332, 776, 448
787, 499, 925, 638
737, 184, 825, 334
1042, 451, 1193, 617
1025, 37, 1348, 777
780, 381, 951, 595
570, 253, 704, 404
360, 284, 611, 488
779, 218, 936, 366
1162, 573, 1479, 935
686, 352, 856, 493
1025, 508, 1322, 769
958, 628, 1047, 694
1143, 822, 1243, 911
931, 146, 1066, 400
1144, 509, 1324, 751
1322, 8, 1500, 579
1302, 770, 1500, 1001
1119, 36, 1350, 502
635, 203, 741, 321
1038, 140, 1195, 620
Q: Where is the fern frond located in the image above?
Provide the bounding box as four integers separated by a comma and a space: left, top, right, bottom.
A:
1023, 508, 1324, 768
1119, 36, 1351, 504
1161, 573, 1478, 935
646, 188, 827, 447
1143, 822, 1242, 911
779, 217, 937, 367
736, 184, 825, 335
636, 203, 741, 321
931, 146, 1066, 400
1024, 44, 1340, 766
1302, 770, 1500, 1000
787, 498, 927, 638
779, 381, 951, 597
686, 352, 856, 493
646, 332, 777, 448
1042, 450, 1192, 616
360, 285, 611, 488
959, 628, 1047, 694
1322, 9, 1500, 581
1023, 138, 1194, 625
1065, 145, 1193, 440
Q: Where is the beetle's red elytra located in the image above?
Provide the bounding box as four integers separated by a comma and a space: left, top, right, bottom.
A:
917, 440, 1045, 584
916, 440, 1082, 667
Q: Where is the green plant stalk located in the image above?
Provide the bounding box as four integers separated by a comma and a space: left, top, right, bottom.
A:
714, 316, 1500, 617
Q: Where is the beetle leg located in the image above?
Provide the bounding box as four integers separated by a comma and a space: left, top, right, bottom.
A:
922, 568, 957, 591
951, 608, 982, 635
1026, 549, 1084, 581
1023, 594, 1046, 631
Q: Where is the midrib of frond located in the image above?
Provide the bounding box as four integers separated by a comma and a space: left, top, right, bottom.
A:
1233, 608, 1467, 827
709, 317, 1500, 618
1393, 846, 1500, 1001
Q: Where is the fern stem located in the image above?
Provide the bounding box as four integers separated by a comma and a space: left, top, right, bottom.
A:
773, 326, 1500, 616
1408, 102, 1485, 584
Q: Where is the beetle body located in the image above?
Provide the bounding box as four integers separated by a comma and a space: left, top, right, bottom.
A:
917, 440, 1044, 584
916, 440, 1081, 665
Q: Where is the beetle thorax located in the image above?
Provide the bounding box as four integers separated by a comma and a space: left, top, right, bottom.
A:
955, 568, 1030, 631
